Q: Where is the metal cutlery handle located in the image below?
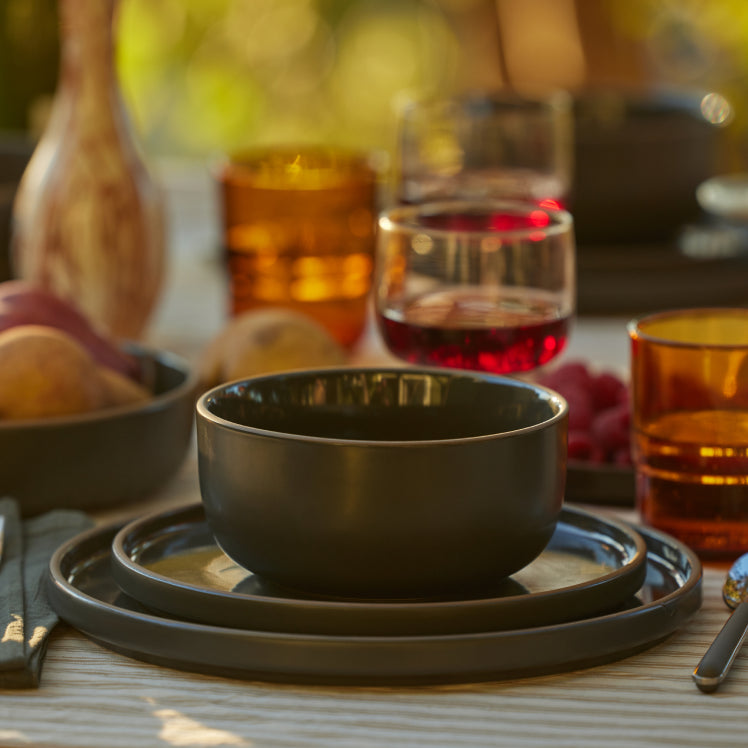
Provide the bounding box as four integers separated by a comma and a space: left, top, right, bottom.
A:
693, 600, 748, 693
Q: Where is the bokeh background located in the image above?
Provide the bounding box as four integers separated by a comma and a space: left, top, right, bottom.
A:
3, 0, 748, 317
2, 0, 747, 166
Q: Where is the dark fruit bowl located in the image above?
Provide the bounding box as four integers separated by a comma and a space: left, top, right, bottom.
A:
566, 461, 635, 507
196, 367, 568, 599
0, 343, 197, 516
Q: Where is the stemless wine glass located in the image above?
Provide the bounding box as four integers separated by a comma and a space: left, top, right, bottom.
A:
375, 200, 575, 374
395, 91, 572, 209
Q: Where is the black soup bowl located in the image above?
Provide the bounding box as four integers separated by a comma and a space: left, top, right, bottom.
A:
196, 367, 568, 599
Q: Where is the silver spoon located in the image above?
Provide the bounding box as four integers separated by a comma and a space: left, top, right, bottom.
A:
693, 553, 748, 692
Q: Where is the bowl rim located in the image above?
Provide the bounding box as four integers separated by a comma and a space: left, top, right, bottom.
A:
0, 343, 197, 432
196, 366, 568, 446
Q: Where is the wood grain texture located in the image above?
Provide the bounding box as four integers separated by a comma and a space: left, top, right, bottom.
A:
0, 564, 745, 748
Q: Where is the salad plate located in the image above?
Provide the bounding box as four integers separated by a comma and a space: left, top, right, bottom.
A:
110, 503, 648, 635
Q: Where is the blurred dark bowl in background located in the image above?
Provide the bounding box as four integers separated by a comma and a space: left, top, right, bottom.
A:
0, 134, 34, 283
570, 90, 724, 246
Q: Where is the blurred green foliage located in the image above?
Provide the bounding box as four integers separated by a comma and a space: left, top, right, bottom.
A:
3, 0, 748, 166
0, 0, 59, 133
0, 0, 461, 157
116, 0, 460, 157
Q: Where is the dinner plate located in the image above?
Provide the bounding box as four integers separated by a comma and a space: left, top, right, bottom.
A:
47, 517, 702, 685
110, 504, 648, 635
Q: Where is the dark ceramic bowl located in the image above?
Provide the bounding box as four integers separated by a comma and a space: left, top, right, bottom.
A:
571, 89, 723, 245
1, 344, 197, 516
196, 368, 568, 598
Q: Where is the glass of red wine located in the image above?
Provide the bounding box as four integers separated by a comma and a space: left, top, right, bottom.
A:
375, 200, 575, 374
395, 91, 572, 209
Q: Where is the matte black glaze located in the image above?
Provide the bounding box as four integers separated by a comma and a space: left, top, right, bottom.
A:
111, 503, 648, 635
46, 515, 702, 685
206, 369, 559, 440
196, 368, 568, 597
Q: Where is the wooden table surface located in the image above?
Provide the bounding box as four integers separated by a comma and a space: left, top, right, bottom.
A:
2, 163, 747, 747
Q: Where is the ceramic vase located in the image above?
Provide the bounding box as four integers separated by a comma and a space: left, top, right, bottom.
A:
11, 0, 165, 340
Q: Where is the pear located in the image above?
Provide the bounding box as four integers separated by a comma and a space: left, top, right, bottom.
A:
96, 365, 150, 408
200, 308, 348, 387
0, 325, 105, 420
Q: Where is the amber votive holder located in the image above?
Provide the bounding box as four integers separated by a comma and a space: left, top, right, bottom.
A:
217, 147, 378, 349
628, 308, 748, 558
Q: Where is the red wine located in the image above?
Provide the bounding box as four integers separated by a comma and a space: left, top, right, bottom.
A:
378, 290, 570, 374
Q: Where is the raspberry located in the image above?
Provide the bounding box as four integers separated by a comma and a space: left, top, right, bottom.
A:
542, 360, 633, 467
591, 404, 631, 455
612, 446, 633, 466
562, 386, 594, 431
569, 431, 607, 463
591, 371, 626, 411
541, 360, 593, 392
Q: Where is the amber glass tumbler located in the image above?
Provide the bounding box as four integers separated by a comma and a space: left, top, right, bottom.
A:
217, 148, 378, 349
629, 308, 748, 558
